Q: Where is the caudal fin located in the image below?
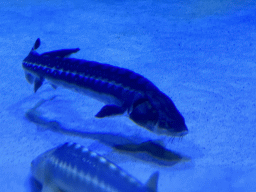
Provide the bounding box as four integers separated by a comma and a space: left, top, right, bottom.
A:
32, 38, 41, 51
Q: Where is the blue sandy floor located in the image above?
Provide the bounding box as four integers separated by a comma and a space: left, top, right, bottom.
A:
0, 0, 256, 191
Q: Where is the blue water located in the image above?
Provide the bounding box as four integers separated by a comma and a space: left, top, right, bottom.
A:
0, 0, 255, 191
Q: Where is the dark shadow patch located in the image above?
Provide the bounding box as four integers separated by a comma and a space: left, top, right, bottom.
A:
25, 97, 190, 167
114, 140, 189, 166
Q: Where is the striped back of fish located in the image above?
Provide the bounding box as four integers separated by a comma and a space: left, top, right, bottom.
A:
31, 142, 156, 192
22, 50, 158, 97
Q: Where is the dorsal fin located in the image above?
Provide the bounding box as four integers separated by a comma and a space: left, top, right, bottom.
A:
146, 171, 159, 192
32, 38, 41, 51
41, 48, 80, 58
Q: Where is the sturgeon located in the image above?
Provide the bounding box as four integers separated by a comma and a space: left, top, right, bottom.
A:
22, 38, 188, 136
31, 142, 159, 192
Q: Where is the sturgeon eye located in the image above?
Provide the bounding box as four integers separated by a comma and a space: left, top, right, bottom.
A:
132, 98, 148, 110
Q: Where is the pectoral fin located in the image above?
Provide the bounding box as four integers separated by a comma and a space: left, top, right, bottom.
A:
41, 48, 80, 58
95, 105, 125, 118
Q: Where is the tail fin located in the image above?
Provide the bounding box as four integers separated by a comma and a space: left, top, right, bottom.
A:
146, 171, 159, 192
32, 38, 41, 51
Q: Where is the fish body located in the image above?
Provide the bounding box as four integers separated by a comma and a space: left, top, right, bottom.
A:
22, 38, 188, 136
31, 142, 159, 192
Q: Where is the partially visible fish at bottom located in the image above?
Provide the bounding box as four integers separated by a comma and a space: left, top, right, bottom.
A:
31, 142, 159, 192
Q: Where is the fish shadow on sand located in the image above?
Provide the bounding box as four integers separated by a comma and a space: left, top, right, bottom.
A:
25, 96, 190, 167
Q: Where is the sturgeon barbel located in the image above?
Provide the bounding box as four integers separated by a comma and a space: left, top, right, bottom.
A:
22, 38, 188, 136
31, 142, 159, 192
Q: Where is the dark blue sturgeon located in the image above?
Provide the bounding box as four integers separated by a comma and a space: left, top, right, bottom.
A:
31, 142, 159, 192
22, 38, 188, 136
